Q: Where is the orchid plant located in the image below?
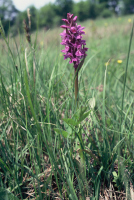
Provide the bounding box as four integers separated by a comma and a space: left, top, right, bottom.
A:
60, 13, 88, 105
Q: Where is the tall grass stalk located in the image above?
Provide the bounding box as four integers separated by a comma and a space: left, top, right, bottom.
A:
118, 20, 134, 180
120, 20, 134, 133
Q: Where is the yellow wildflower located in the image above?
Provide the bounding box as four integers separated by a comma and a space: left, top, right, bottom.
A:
105, 62, 109, 66
117, 60, 122, 64
40, 41, 44, 46
104, 23, 108, 27
128, 18, 132, 23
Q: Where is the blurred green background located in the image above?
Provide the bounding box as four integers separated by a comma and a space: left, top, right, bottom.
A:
1, 0, 134, 36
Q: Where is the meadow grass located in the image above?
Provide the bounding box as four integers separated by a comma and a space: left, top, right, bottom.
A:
0, 15, 134, 199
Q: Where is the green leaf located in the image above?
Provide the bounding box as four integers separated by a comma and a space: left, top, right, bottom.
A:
74, 106, 87, 120
54, 128, 69, 138
62, 109, 91, 127
63, 118, 78, 127
112, 171, 118, 178
78, 110, 91, 123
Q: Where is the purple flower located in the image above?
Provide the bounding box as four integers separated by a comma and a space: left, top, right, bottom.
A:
60, 13, 88, 69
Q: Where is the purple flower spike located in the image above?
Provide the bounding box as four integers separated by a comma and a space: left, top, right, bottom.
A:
73, 16, 77, 22
60, 13, 88, 69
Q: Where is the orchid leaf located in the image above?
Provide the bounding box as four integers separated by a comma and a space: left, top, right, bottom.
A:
63, 118, 78, 127
54, 128, 69, 138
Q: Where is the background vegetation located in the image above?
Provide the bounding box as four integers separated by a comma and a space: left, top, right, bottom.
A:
1, 0, 134, 35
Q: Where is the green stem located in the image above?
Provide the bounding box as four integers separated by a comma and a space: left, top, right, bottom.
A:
74, 68, 78, 106
74, 57, 85, 106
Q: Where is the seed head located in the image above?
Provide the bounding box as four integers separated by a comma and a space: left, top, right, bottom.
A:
23, 19, 31, 44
